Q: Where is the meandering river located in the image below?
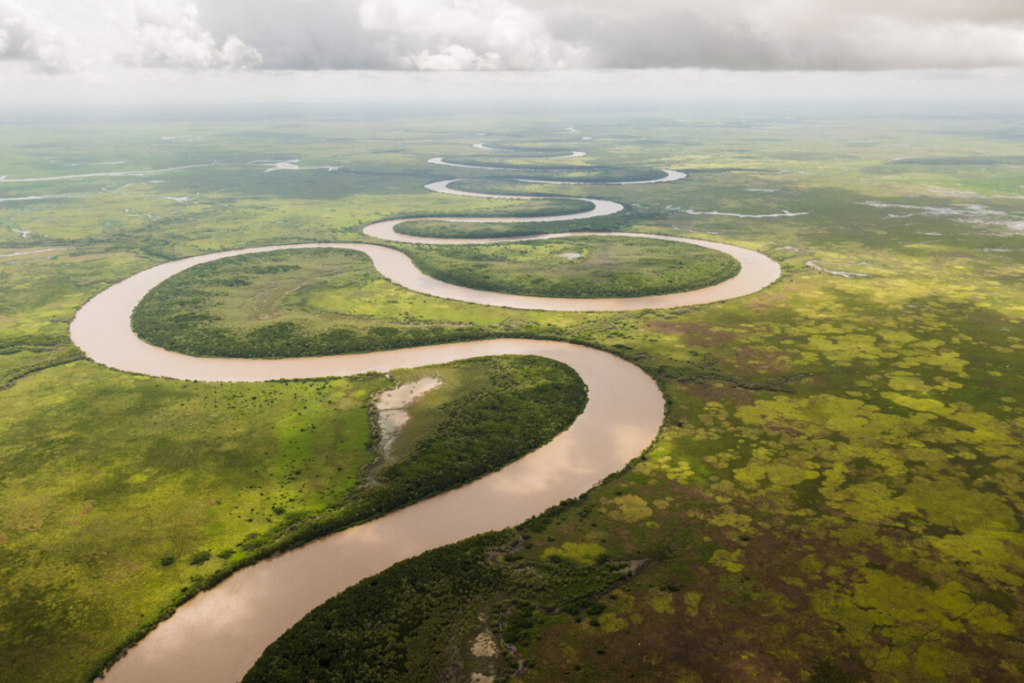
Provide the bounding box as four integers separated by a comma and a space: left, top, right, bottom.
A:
76, 145, 779, 682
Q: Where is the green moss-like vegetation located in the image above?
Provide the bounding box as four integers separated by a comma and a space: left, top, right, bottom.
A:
392, 195, 595, 220
243, 532, 519, 683
0, 353, 584, 683
243, 525, 636, 683
130, 249, 565, 359
348, 356, 587, 520
130, 240, 739, 362
401, 236, 741, 298
4, 114, 1024, 683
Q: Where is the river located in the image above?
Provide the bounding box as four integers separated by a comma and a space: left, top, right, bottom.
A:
75, 148, 779, 682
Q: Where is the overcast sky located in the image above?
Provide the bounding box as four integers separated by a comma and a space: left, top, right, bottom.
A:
2, 0, 1024, 108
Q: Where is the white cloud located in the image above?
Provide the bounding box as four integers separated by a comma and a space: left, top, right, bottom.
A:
0, 5, 78, 71
0, 0, 261, 72
1, 0, 1024, 75
219, 35, 261, 68
358, 0, 585, 69
121, 1, 261, 68
404, 44, 503, 71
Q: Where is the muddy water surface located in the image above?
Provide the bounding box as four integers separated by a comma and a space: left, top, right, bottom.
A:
76, 165, 780, 683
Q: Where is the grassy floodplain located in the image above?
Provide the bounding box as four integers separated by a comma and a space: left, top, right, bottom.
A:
1, 113, 1024, 682
402, 237, 740, 298
0, 347, 585, 683
0, 364, 388, 681
130, 238, 740, 360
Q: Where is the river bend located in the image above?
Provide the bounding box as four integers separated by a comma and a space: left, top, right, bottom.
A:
76, 146, 779, 682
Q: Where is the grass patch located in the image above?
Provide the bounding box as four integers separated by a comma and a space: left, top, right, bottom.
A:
0, 355, 585, 683
130, 249, 581, 359
4, 114, 1024, 683
402, 236, 740, 298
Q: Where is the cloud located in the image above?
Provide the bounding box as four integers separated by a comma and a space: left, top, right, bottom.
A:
531, 0, 1024, 70
0, 5, 77, 71
121, 2, 261, 69
1, 0, 1024, 74
404, 44, 503, 71
358, 0, 584, 69
0, 0, 261, 72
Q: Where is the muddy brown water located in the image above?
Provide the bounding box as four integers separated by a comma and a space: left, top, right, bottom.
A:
74, 174, 779, 683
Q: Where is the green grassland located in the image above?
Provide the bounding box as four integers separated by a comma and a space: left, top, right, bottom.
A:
0, 363, 388, 682
2, 113, 1024, 682
384, 357, 586, 467
130, 239, 740, 360
129, 248, 560, 359
0, 340, 585, 682
432, 161, 673, 184
393, 209, 635, 239
401, 237, 740, 298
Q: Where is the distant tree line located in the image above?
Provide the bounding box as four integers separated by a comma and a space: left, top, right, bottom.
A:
405, 244, 741, 299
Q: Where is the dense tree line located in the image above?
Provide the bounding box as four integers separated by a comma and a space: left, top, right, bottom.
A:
134, 313, 568, 360
405, 241, 742, 299
0, 333, 84, 387
394, 209, 634, 239
431, 165, 671, 184
243, 531, 517, 683
244, 509, 632, 683
90, 357, 587, 682
131, 253, 574, 359
389, 197, 592, 220
355, 357, 587, 518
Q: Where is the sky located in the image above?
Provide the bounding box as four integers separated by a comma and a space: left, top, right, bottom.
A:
2, 0, 1024, 110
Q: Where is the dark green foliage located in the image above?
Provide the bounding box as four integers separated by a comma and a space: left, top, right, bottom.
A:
243, 526, 632, 683
0, 333, 85, 386
243, 532, 515, 683
353, 357, 588, 518
809, 659, 869, 683
430, 165, 672, 183
188, 550, 211, 566
0, 344, 84, 387
130, 250, 566, 359
0, 333, 71, 352
402, 237, 741, 299
135, 315, 503, 359
80, 357, 586, 683
502, 603, 536, 645
388, 196, 593, 220
394, 209, 634, 239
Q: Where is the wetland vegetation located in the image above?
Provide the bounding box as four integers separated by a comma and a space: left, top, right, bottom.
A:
130, 237, 740, 361
130, 248, 559, 359
0, 346, 584, 682
2, 114, 1024, 682
402, 236, 741, 298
